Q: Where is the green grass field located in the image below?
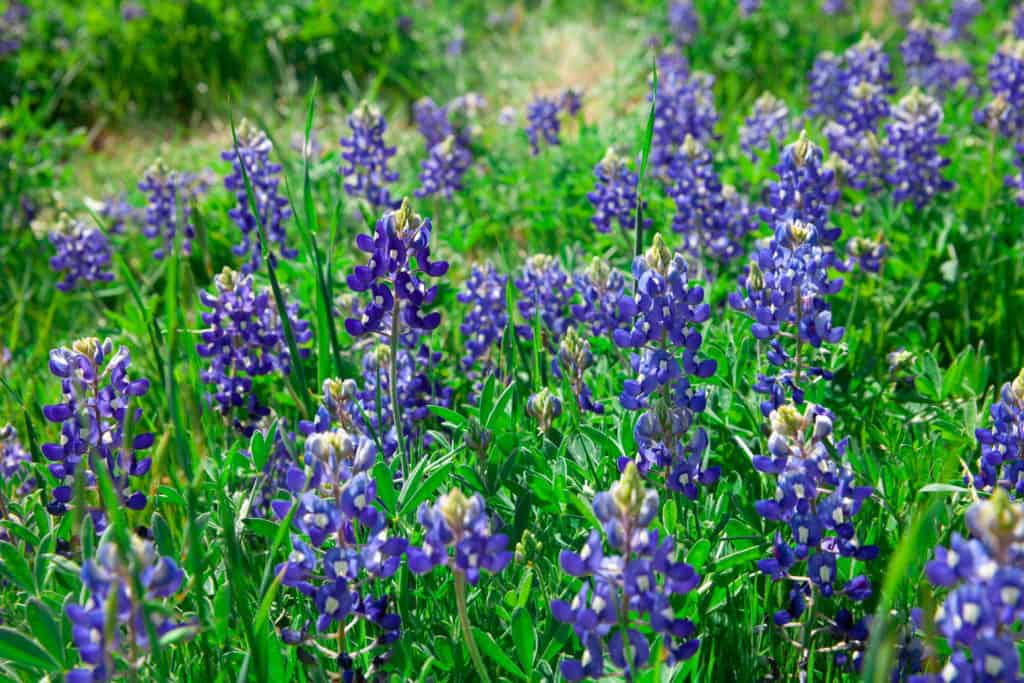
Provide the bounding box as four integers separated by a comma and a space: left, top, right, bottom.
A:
3, 1, 1024, 681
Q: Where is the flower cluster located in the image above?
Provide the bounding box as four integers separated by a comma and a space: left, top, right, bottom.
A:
66, 536, 189, 683
808, 52, 845, 121
650, 52, 718, 177
975, 39, 1024, 138
458, 262, 508, 370
731, 133, 843, 409
340, 102, 400, 210
0, 2, 27, 56
901, 21, 974, 99
196, 268, 312, 435
738, 0, 760, 17
345, 200, 449, 338
552, 327, 603, 414
820, 37, 894, 191
614, 235, 718, 497
514, 253, 575, 344
87, 193, 142, 234
407, 488, 512, 583
42, 338, 154, 521
0, 424, 33, 495
668, 135, 749, 265
525, 92, 580, 155
267, 421, 405, 670
526, 96, 560, 153
1008, 143, 1024, 206
740, 92, 791, 160
572, 257, 635, 338
416, 136, 472, 200
138, 159, 207, 259
882, 89, 954, 209
973, 368, 1024, 494
847, 234, 888, 274
913, 491, 1024, 682
46, 213, 114, 293
351, 344, 452, 460
222, 119, 296, 273
948, 0, 982, 42
552, 463, 701, 681
587, 147, 649, 234
667, 1, 698, 45
754, 403, 877, 666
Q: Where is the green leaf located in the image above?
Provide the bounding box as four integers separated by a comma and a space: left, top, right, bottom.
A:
158, 625, 199, 648
25, 599, 62, 666
0, 626, 59, 673
510, 608, 536, 671
373, 461, 397, 514
428, 405, 468, 429
0, 541, 35, 593
471, 626, 527, 680
151, 512, 174, 557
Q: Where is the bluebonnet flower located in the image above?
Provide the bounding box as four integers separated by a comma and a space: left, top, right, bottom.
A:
668, 134, 743, 266
345, 200, 449, 338
1014, 5, 1024, 40
901, 21, 975, 99
973, 369, 1024, 494
752, 404, 877, 667
197, 268, 313, 435
975, 40, 1024, 138
560, 88, 584, 117
741, 92, 790, 160
458, 262, 508, 370
821, 0, 849, 14
0, 2, 27, 56
883, 89, 954, 209
339, 102, 400, 210
911, 491, 1024, 682
552, 327, 604, 414
138, 159, 208, 259
819, 37, 894, 192
718, 184, 759, 262
446, 25, 465, 58
668, 1, 699, 45
514, 253, 575, 344
0, 424, 33, 495
613, 235, 718, 496
758, 131, 840, 244
1007, 142, 1024, 206
808, 52, 845, 120
650, 52, 718, 177
587, 147, 649, 234
572, 257, 636, 338
739, 0, 760, 17
351, 343, 452, 460
407, 488, 512, 583
551, 463, 700, 681
268, 430, 406, 657
46, 213, 114, 293
414, 93, 486, 150
731, 133, 844, 407
847, 234, 888, 273
66, 535, 189, 683
222, 119, 296, 273
86, 194, 142, 235
948, 0, 983, 42
527, 387, 563, 432
526, 96, 562, 155
415, 136, 472, 200
42, 338, 154, 521
121, 3, 145, 21
414, 97, 451, 149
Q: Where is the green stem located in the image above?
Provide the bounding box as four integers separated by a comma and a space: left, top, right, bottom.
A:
454, 572, 492, 683
389, 301, 409, 480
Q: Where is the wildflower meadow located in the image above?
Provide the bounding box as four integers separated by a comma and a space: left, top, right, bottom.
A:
5, 0, 1024, 681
